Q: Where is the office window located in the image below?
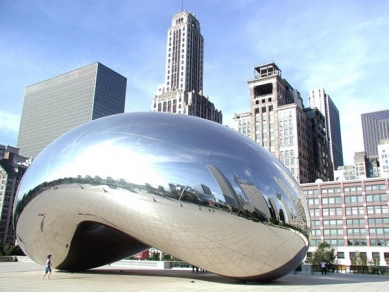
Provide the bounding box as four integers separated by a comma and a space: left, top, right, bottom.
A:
337, 252, 345, 259
313, 229, 321, 236
312, 220, 320, 226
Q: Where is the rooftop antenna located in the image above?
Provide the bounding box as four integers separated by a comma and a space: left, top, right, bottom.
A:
182, 0, 184, 11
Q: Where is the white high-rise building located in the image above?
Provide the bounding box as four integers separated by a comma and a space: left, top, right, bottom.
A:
159, 11, 203, 93
308, 88, 344, 171
151, 11, 222, 123
378, 139, 389, 177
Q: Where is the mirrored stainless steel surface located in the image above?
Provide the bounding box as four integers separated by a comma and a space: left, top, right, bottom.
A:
14, 112, 310, 281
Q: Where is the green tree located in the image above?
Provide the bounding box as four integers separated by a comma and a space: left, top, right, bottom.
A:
308, 241, 336, 265
0, 242, 24, 256
148, 252, 160, 261
351, 251, 367, 265
162, 253, 172, 261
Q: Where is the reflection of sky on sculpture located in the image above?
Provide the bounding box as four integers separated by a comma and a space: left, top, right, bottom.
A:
16, 112, 306, 228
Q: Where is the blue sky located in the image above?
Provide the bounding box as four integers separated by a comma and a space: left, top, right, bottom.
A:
1, 0, 388, 165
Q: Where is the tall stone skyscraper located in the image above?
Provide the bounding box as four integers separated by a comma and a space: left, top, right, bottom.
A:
308, 88, 344, 170
361, 109, 389, 158
151, 11, 222, 123
234, 62, 333, 183
18, 62, 127, 159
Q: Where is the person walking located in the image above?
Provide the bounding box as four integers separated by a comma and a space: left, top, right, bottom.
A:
42, 254, 52, 279
320, 260, 327, 275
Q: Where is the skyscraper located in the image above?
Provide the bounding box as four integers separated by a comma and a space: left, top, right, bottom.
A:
308, 88, 344, 170
0, 157, 26, 243
234, 62, 333, 183
18, 62, 127, 159
361, 109, 389, 158
151, 11, 222, 123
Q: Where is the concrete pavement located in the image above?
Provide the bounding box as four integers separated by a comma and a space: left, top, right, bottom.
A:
1, 257, 389, 291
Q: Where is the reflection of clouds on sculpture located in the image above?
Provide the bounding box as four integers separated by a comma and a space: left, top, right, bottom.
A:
14, 112, 309, 282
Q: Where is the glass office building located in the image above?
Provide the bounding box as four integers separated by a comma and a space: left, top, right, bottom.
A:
17, 62, 127, 159
308, 88, 344, 171
361, 109, 389, 158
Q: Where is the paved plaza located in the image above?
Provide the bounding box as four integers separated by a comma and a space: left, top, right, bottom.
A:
1, 257, 389, 291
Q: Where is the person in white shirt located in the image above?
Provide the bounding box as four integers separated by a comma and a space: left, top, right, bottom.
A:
320, 260, 327, 275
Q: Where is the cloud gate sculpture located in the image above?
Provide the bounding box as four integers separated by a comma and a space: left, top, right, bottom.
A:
14, 112, 310, 281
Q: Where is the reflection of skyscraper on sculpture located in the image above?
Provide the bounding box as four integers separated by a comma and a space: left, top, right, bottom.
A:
273, 162, 310, 230
206, 165, 240, 208
192, 183, 216, 203
234, 176, 271, 220
268, 197, 279, 221
193, 183, 212, 196
275, 192, 292, 224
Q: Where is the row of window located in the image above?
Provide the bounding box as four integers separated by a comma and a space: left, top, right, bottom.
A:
310, 205, 389, 217
280, 129, 293, 136
238, 119, 250, 125
280, 138, 293, 145
308, 194, 387, 205
280, 150, 294, 156
309, 251, 389, 260
255, 124, 275, 132
257, 132, 274, 139
311, 228, 389, 236
312, 229, 344, 236
312, 218, 389, 226
310, 208, 342, 217
279, 120, 293, 127
239, 127, 250, 134
311, 218, 389, 226
312, 219, 343, 226
303, 184, 386, 195
311, 238, 389, 247
280, 158, 295, 166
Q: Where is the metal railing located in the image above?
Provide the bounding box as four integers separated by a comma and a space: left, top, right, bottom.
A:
312, 264, 389, 275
